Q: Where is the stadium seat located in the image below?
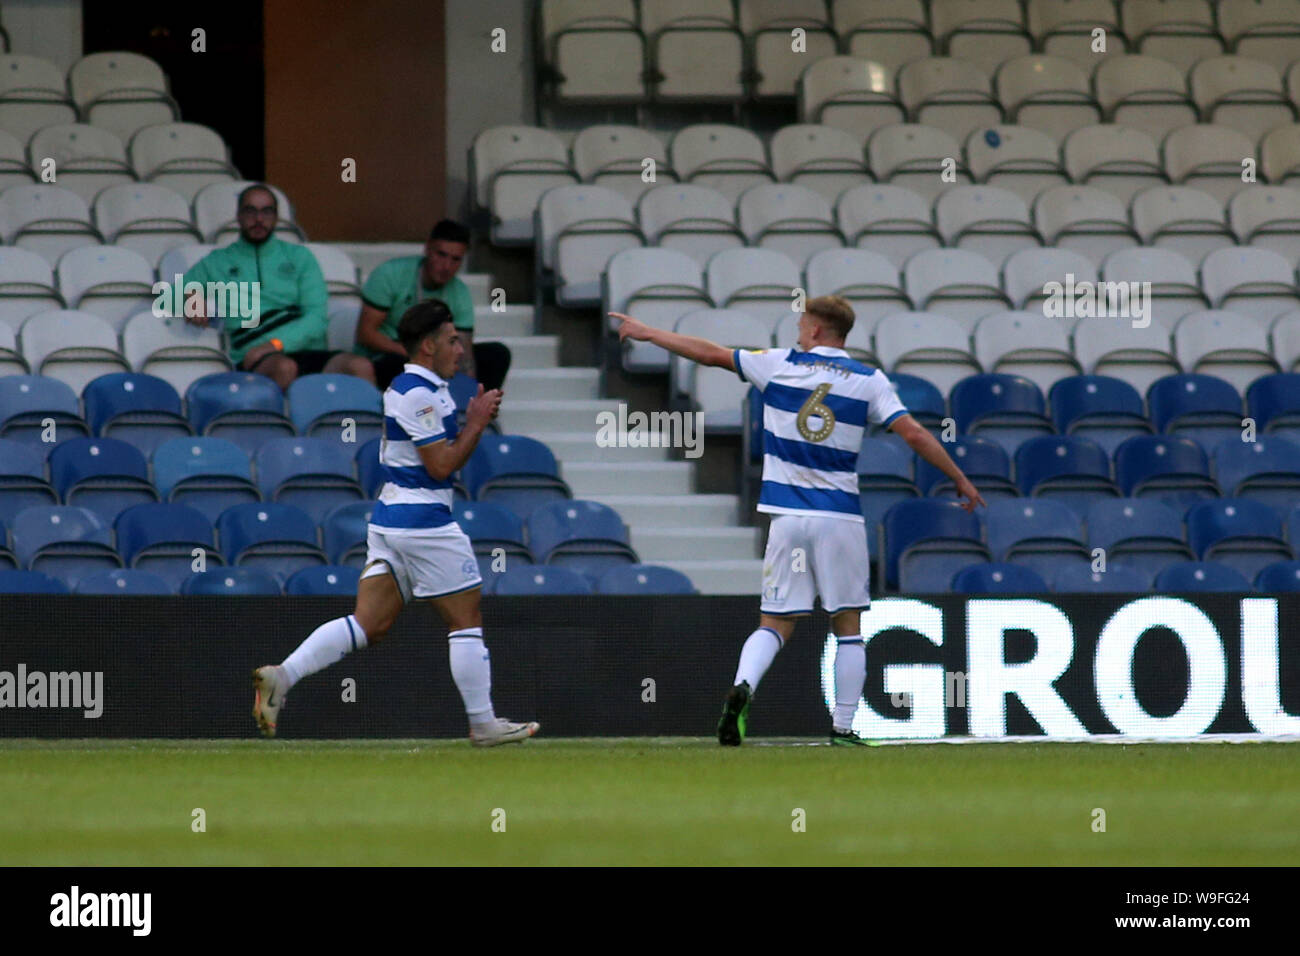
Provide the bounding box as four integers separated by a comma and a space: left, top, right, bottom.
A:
902, 249, 1009, 331
537, 185, 643, 307
1199, 247, 1300, 323
538, 0, 645, 103
193, 181, 302, 245
1003, 247, 1098, 317
934, 185, 1041, 269
115, 501, 220, 591
69, 52, 179, 141
1014, 435, 1118, 518
286, 374, 382, 445
596, 563, 696, 595
640, 0, 745, 103
804, 248, 907, 337
1085, 497, 1195, 578
951, 562, 1047, 594
488, 564, 593, 596
836, 184, 941, 269
186, 372, 294, 457
83, 372, 192, 458
75, 568, 173, 595
572, 126, 677, 207
0, 518, 14, 570
1061, 125, 1165, 207
897, 57, 1002, 143
1050, 562, 1153, 593
1185, 498, 1292, 581
0, 184, 102, 266
797, 56, 904, 142
769, 124, 871, 206
121, 311, 232, 397
742, 1, 838, 100
950, 373, 1054, 456
0, 568, 69, 594
152, 436, 260, 524
636, 187, 742, 274
254, 437, 364, 525
1131, 186, 1235, 266
669, 125, 776, 204
1032, 185, 1139, 267
1173, 311, 1278, 395
27, 123, 133, 205
1161, 123, 1262, 205
1261, 123, 1300, 187
857, 436, 920, 527
1247, 373, 1300, 443
19, 310, 129, 394
93, 183, 201, 266
1147, 373, 1244, 452
705, 248, 803, 338
0, 374, 89, 450
995, 54, 1100, 142
1100, 247, 1207, 330
882, 498, 989, 591
471, 126, 577, 246
1114, 435, 1221, 514
128, 122, 238, 201
831, 0, 933, 74
1048, 375, 1153, 457
1189, 56, 1296, 144
1273, 311, 1300, 374
1227, 186, 1300, 264
1154, 561, 1252, 592
933, 0, 1032, 75
1213, 435, 1300, 519
983, 498, 1090, 582
884, 372, 946, 433
320, 501, 372, 569
179, 566, 282, 596
972, 311, 1080, 396
736, 184, 843, 267
48, 437, 158, 523
10, 504, 121, 587
603, 247, 712, 373
306, 244, 363, 316
0, 247, 63, 334
355, 437, 385, 498
671, 309, 770, 429
873, 311, 980, 397
453, 500, 531, 580
0, 438, 58, 524
284, 564, 360, 596
1254, 560, 1300, 593
461, 435, 569, 517
214, 502, 326, 581
964, 125, 1067, 208
525, 499, 638, 579
0, 130, 34, 194
867, 124, 969, 204
1120, 1, 1223, 73
1217, 0, 1300, 73
0, 322, 24, 375
1071, 316, 1180, 397
0, 54, 78, 141
915, 435, 1019, 501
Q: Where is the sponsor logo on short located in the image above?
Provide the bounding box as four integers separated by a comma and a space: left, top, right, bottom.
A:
49, 886, 151, 936
0, 664, 103, 718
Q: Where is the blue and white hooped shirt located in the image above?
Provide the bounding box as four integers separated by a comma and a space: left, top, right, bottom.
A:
369, 363, 459, 533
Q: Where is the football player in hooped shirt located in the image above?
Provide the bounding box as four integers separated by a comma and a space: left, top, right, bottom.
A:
612, 296, 985, 745
252, 300, 539, 746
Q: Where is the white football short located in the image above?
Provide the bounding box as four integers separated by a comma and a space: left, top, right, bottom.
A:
361, 523, 482, 603
759, 513, 871, 616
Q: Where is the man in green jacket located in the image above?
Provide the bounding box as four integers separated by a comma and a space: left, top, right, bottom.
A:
354, 219, 511, 391
183, 183, 375, 389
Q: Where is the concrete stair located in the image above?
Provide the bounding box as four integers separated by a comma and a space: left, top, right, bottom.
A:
562, 461, 694, 497
506, 367, 599, 401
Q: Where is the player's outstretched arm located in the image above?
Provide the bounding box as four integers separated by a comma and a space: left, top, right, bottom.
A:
417, 383, 501, 481
889, 414, 987, 513
609, 311, 735, 370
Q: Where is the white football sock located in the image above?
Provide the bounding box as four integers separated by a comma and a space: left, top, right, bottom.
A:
449, 627, 496, 727
733, 626, 783, 692
833, 638, 866, 731
280, 615, 368, 689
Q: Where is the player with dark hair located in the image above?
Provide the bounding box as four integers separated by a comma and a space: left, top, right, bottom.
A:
612, 296, 985, 745
252, 299, 539, 746
355, 218, 512, 391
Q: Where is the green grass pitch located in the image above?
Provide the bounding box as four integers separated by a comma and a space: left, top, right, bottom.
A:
2, 739, 1297, 865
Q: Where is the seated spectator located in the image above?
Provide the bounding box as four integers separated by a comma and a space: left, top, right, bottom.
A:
355, 219, 511, 391
183, 183, 375, 388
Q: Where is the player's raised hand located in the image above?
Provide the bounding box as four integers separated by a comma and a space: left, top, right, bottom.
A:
609, 312, 651, 342
466, 383, 503, 429
954, 476, 986, 512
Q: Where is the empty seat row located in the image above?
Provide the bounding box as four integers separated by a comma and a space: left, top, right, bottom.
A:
951, 558, 1300, 594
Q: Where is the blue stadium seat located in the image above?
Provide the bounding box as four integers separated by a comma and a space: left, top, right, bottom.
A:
950, 373, 1054, 456
0, 519, 16, 569
1114, 435, 1220, 514
1014, 435, 1119, 519
10, 504, 121, 587
48, 437, 158, 523
915, 435, 1019, 500
254, 437, 365, 524
186, 372, 295, 457
488, 565, 594, 596
1048, 375, 1152, 457
453, 500, 531, 577
284, 564, 361, 595
355, 437, 384, 496
75, 568, 173, 595
1147, 374, 1243, 452
214, 502, 326, 581
1212, 435, 1300, 520
1246, 373, 1300, 443
447, 373, 482, 424
1050, 563, 1153, 593
857, 436, 920, 526
596, 563, 697, 595
951, 562, 1048, 594
1085, 498, 1195, 578
525, 499, 638, 579
1254, 561, 1300, 593
983, 498, 1090, 582
882, 499, 989, 591
152, 436, 261, 523
464, 435, 570, 517
115, 501, 221, 591
180, 567, 282, 595
1154, 561, 1252, 592
1185, 498, 1291, 582
322, 501, 373, 567
83, 372, 192, 458
881, 372, 945, 433
287, 373, 383, 444
0, 437, 58, 523
0, 568, 68, 594
0, 375, 90, 450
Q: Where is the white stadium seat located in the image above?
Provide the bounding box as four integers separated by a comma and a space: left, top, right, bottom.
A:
898, 58, 1003, 143
636, 184, 743, 268
128, 122, 239, 202
539, 0, 645, 102
930, 0, 1032, 77
995, 54, 1100, 143
1260, 124, 1300, 187
1228, 186, 1300, 262
1270, 310, 1300, 372
1173, 309, 1278, 392
0, 55, 77, 142
1189, 56, 1297, 144
1026, 0, 1127, 69
836, 183, 940, 269
538, 185, 644, 308
1032, 185, 1139, 267
604, 247, 711, 372
831, 0, 934, 74
27, 123, 134, 206
1100, 247, 1208, 330
20, 309, 130, 393
1217, 0, 1300, 75
571, 126, 676, 206
55, 245, 156, 334
0, 321, 24, 375
1130, 185, 1236, 265
672, 308, 770, 427
1161, 124, 1260, 206
797, 56, 903, 142
68, 52, 180, 142
669, 124, 775, 204
0, 129, 34, 193
306, 243, 363, 315
964, 124, 1067, 208
0, 184, 102, 266
874, 310, 981, 394
122, 310, 231, 395
0, 247, 62, 335
705, 247, 803, 336
641, 0, 745, 102
1072, 314, 1179, 394
1061, 125, 1166, 207
803, 247, 908, 333
1199, 247, 1300, 322
973, 309, 1081, 394
471, 126, 578, 246
93, 183, 200, 267
867, 123, 970, 203
1002, 247, 1098, 312
740, 0, 838, 100
736, 183, 843, 266
769, 124, 871, 206
934, 184, 1042, 268
1119, 0, 1223, 74
903, 248, 1009, 331
1094, 55, 1199, 140
157, 243, 216, 283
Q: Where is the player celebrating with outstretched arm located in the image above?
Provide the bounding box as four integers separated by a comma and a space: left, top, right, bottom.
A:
612, 296, 985, 746
252, 300, 539, 746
